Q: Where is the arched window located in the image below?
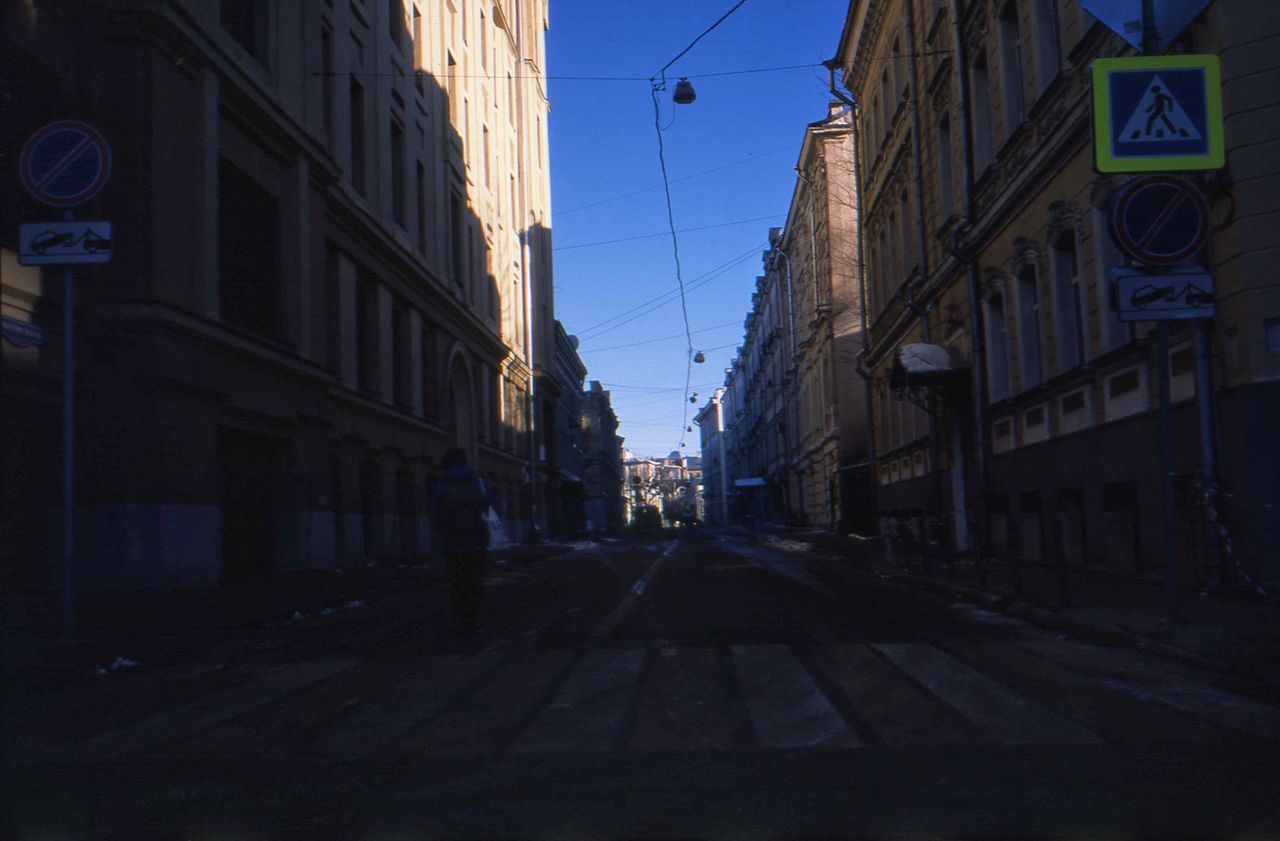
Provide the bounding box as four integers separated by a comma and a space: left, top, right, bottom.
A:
998, 1, 1025, 137
984, 288, 1012, 402
1051, 229, 1084, 372
1016, 262, 1043, 390
971, 50, 994, 172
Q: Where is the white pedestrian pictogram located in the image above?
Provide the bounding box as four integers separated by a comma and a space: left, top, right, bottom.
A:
1118, 74, 1201, 142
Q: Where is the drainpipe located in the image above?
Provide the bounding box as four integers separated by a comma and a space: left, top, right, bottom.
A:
904, 0, 944, 535
949, 0, 989, 576
825, 61, 878, 534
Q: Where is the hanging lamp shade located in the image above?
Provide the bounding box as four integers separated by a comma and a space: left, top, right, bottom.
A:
673, 78, 697, 105
693, 350, 706, 363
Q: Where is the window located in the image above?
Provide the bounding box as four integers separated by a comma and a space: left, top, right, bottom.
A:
1051, 231, 1083, 372
446, 52, 458, 124
886, 212, 899, 290
1033, 0, 1062, 93
388, 0, 407, 52
415, 161, 428, 255
480, 10, 488, 70
413, 9, 424, 95
971, 51, 994, 172
355, 272, 379, 395
937, 114, 955, 220
483, 125, 491, 188
390, 118, 406, 227
985, 292, 1011, 402
321, 24, 334, 148
450, 191, 464, 286
218, 159, 283, 340
420, 319, 436, 418
507, 72, 515, 125
998, 1, 1025, 136
466, 225, 476, 304
1017, 265, 1042, 390
392, 299, 411, 408
879, 70, 891, 135
221, 0, 269, 64
350, 78, 366, 195
1090, 207, 1130, 353
900, 190, 915, 275
893, 36, 907, 98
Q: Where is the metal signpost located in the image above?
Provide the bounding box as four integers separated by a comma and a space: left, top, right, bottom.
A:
1095, 4, 1225, 623
18, 120, 113, 642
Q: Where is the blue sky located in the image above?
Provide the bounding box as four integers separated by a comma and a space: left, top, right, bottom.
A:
547, 0, 849, 459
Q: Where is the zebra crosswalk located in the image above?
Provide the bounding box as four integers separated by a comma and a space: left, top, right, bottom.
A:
15, 639, 1279, 763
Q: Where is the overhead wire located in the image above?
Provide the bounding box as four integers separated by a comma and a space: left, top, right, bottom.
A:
575, 242, 763, 339
553, 214, 780, 252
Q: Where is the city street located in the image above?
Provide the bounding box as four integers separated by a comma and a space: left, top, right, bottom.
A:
9, 530, 1280, 839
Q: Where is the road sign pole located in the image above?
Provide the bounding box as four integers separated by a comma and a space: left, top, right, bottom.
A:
63, 248, 76, 642
1194, 321, 1221, 587
1139, 4, 1183, 624
1156, 323, 1182, 623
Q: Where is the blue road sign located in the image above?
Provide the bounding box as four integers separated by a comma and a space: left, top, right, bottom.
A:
18, 121, 113, 207
1093, 55, 1224, 172
1082, 0, 1214, 53
1110, 175, 1210, 265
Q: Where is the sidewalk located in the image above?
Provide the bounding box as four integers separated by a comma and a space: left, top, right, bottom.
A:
784, 529, 1280, 702
2, 542, 578, 695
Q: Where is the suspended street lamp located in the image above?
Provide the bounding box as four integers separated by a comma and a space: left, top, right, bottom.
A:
673, 78, 697, 105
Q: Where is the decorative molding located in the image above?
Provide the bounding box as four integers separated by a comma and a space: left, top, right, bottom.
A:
1011, 236, 1042, 275
981, 267, 1009, 300
1047, 200, 1084, 239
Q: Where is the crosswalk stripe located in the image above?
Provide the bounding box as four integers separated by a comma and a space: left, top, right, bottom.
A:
732, 645, 862, 748
874, 643, 1102, 745
34, 659, 358, 760
806, 645, 984, 745
510, 648, 645, 753
942, 641, 1239, 743
1021, 639, 1280, 739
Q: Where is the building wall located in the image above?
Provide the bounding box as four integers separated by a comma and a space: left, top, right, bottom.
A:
839, 0, 1280, 581
0, 0, 553, 593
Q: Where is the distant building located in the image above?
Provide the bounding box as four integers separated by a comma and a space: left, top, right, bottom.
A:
0, 0, 554, 597
549, 322, 588, 538
581, 381, 625, 533
623, 451, 702, 526
697, 103, 869, 531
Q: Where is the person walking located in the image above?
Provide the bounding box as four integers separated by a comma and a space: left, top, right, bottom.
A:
431, 448, 493, 638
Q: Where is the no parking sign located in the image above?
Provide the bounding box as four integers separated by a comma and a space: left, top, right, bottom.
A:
18, 120, 112, 207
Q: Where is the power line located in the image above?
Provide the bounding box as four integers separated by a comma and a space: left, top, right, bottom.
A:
553, 214, 779, 252
555, 143, 795, 216
576, 244, 762, 341
652, 0, 753, 80
578, 319, 743, 354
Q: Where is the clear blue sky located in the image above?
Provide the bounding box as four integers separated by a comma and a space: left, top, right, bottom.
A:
547, 0, 849, 459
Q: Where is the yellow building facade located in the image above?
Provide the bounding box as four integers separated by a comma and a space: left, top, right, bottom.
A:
837, 0, 1280, 583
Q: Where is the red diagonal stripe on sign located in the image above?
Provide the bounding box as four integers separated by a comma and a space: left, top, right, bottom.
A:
35, 135, 94, 191
1135, 190, 1189, 253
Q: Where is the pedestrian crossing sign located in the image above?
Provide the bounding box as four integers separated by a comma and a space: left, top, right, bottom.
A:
1092, 54, 1224, 173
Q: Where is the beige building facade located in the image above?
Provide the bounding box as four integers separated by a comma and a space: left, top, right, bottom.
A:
1, 0, 555, 595
699, 103, 868, 531
837, 0, 1280, 582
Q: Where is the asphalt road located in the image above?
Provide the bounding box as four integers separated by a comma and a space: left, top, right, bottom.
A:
9, 530, 1280, 839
